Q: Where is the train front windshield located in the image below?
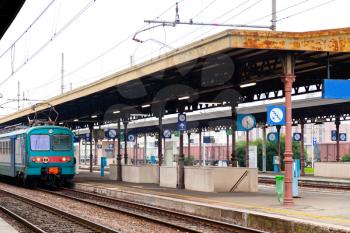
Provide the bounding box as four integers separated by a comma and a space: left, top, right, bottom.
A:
52, 135, 71, 151
30, 135, 50, 151
30, 134, 72, 151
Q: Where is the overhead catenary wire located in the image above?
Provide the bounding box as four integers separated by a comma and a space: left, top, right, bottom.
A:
0, 0, 56, 60
190, 0, 217, 20
24, 0, 338, 102
244, 0, 311, 25
189, 0, 265, 41
0, 0, 98, 88
277, 0, 337, 22
25, 0, 186, 95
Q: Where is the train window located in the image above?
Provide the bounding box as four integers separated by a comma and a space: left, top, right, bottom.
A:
52, 135, 71, 151
30, 135, 50, 151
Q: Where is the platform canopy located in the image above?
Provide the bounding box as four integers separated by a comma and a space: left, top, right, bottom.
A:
0, 0, 25, 40
1, 27, 350, 129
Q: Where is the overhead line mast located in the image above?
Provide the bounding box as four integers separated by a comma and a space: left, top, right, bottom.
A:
137, 0, 276, 42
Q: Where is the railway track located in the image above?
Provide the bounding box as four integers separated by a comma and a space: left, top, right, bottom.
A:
259, 176, 350, 191
40, 188, 265, 233
0, 189, 119, 233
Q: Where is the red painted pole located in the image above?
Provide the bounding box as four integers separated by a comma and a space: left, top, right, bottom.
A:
283, 73, 295, 206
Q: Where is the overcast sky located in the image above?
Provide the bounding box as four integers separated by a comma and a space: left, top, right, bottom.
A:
0, 0, 348, 116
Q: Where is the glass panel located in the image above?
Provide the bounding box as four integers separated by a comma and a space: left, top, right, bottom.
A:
52, 135, 71, 151
30, 135, 50, 151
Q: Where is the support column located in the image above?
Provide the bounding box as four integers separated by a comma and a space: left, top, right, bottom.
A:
89, 124, 93, 173
262, 125, 267, 173
300, 120, 305, 176
94, 138, 98, 165
277, 125, 281, 172
112, 138, 116, 163
199, 129, 202, 166
226, 132, 229, 163
335, 117, 340, 162
282, 54, 295, 206
144, 134, 147, 164
158, 115, 163, 166
123, 120, 128, 165
135, 134, 138, 165
245, 130, 249, 167
157, 114, 163, 184
187, 132, 191, 158
117, 120, 122, 181
177, 130, 185, 189
163, 137, 165, 164
231, 106, 237, 167
78, 137, 81, 167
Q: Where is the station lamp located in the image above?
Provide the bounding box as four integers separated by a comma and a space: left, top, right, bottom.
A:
239, 82, 256, 88
91, 115, 98, 118
178, 96, 190, 100
141, 104, 151, 108
73, 119, 79, 122
113, 110, 120, 114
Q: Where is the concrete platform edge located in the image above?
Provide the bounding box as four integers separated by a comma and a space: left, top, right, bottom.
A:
73, 182, 350, 233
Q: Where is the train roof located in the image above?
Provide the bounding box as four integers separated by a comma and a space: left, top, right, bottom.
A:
0, 125, 72, 138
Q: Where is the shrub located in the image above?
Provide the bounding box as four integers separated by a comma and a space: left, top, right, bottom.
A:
341, 154, 350, 162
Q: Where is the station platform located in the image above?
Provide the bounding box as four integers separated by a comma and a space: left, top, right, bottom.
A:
73, 170, 350, 233
259, 172, 350, 186
0, 217, 18, 233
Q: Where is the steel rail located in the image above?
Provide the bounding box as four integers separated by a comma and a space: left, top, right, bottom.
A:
0, 189, 120, 233
40, 188, 265, 233
259, 177, 350, 191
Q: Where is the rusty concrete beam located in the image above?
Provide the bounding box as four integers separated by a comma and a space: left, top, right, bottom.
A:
1, 27, 350, 125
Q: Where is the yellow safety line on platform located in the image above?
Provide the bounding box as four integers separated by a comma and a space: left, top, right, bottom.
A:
77, 182, 350, 226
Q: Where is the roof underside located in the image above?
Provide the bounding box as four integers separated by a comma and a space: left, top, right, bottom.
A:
1, 27, 350, 129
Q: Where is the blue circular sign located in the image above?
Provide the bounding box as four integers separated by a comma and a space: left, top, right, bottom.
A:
128, 134, 135, 142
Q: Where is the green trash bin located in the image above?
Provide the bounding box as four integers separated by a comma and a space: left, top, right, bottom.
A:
275, 175, 284, 203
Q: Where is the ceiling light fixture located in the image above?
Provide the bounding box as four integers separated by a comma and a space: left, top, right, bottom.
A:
240, 82, 256, 88
178, 96, 190, 100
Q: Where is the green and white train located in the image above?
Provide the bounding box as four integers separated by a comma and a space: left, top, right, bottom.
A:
0, 125, 75, 186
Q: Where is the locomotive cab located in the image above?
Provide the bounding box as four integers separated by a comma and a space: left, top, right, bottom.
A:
27, 126, 75, 186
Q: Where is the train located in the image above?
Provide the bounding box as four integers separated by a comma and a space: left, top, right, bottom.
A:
0, 125, 75, 186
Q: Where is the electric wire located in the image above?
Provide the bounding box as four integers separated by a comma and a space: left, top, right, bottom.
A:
190, 0, 264, 41
25, 0, 186, 94
0, 0, 98, 88
277, 0, 336, 22
244, 0, 311, 25
191, 0, 217, 20
132, 0, 260, 63
0, 0, 56, 60
131, 0, 254, 63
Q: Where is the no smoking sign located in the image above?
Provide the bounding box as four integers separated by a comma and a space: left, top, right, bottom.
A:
267, 105, 286, 126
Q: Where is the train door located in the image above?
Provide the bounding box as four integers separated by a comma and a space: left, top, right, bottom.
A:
10, 136, 16, 177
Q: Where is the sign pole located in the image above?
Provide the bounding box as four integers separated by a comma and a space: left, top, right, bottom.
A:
335, 117, 340, 162
277, 125, 281, 172
262, 125, 267, 172
300, 121, 305, 176
246, 130, 249, 168
199, 129, 202, 166
117, 120, 122, 181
